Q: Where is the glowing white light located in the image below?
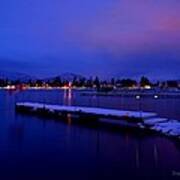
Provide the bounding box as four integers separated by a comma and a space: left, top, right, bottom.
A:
154, 95, 158, 99
136, 95, 141, 99
144, 85, 151, 89
5, 85, 16, 90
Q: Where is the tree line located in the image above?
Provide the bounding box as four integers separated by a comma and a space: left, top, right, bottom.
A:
0, 76, 179, 89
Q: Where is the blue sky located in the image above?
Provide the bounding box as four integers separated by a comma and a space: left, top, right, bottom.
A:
0, 0, 180, 79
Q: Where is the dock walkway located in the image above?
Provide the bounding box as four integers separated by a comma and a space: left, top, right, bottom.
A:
16, 102, 157, 121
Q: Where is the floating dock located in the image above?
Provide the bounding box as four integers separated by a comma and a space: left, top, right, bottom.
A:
15, 102, 180, 139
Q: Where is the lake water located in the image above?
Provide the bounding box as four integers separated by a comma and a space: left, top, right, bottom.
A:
0, 89, 180, 180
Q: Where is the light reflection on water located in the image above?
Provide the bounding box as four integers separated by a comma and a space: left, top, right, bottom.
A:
0, 89, 180, 179
15, 89, 180, 120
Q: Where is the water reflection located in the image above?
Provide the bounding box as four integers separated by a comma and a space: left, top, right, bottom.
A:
67, 113, 72, 125
0, 90, 180, 179
135, 143, 140, 169
153, 144, 158, 168
8, 123, 25, 147
63, 88, 72, 106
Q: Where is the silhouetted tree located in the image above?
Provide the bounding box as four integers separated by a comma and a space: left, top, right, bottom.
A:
72, 77, 77, 87
35, 79, 43, 87
94, 76, 100, 90
86, 77, 93, 88
140, 76, 151, 87
111, 78, 115, 86
79, 78, 86, 87
120, 79, 137, 88
0, 79, 7, 87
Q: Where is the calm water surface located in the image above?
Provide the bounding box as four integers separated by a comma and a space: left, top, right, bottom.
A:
0, 89, 180, 180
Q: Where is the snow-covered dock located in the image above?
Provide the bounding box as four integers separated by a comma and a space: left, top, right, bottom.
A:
143, 119, 180, 138
15, 102, 180, 139
16, 102, 156, 121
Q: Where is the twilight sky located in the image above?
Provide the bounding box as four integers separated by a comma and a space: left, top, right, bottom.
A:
0, 0, 180, 79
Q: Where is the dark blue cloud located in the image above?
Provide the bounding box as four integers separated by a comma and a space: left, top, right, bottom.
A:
0, 0, 180, 79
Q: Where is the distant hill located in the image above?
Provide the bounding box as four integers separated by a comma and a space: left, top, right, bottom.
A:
0, 71, 36, 82
45, 73, 85, 82
0, 71, 86, 83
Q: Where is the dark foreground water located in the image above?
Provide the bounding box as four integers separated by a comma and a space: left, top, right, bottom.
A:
0, 89, 180, 180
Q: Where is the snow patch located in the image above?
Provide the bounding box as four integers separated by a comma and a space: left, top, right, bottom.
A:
16, 102, 156, 119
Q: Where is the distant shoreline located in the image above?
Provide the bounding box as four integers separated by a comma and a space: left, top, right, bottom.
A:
1, 87, 180, 98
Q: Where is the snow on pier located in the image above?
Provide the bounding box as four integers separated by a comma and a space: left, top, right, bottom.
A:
144, 119, 180, 137
16, 102, 156, 120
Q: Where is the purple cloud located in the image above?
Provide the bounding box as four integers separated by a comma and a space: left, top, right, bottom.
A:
66, 0, 180, 55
